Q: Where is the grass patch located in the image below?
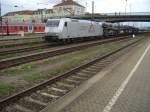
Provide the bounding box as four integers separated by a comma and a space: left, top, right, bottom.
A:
0, 45, 44, 60
6, 64, 38, 76
0, 53, 20, 60
23, 42, 122, 82
5, 38, 140, 78
0, 84, 15, 94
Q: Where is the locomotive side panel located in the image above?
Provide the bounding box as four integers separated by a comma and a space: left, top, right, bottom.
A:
66, 21, 103, 39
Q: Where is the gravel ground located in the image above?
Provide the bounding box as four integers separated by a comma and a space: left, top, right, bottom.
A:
0, 36, 145, 100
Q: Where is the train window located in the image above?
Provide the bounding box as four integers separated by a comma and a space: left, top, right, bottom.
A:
0, 26, 2, 30
10, 26, 14, 30
39, 26, 41, 30
24, 27, 28, 30
3, 26, 6, 30
34, 26, 37, 30
20, 26, 23, 30
14, 26, 18, 30
46, 20, 60, 27
42, 27, 45, 30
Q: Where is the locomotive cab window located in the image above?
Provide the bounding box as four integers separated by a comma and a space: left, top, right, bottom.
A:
46, 20, 60, 27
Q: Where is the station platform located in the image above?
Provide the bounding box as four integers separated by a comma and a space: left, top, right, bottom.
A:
41, 37, 150, 112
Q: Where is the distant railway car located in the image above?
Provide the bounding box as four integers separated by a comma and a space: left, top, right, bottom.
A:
45, 18, 103, 40
0, 23, 45, 35
32, 24, 45, 33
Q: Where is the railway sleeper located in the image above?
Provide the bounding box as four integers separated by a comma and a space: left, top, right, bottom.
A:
52, 84, 69, 93
17, 97, 45, 112
25, 97, 47, 107
91, 64, 106, 68
30, 92, 52, 103
40, 92, 60, 99
49, 87, 67, 94
52, 84, 70, 91
56, 82, 75, 89
80, 69, 98, 74
10, 104, 34, 112
76, 72, 93, 78
99, 60, 112, 64
43, 88, 65, 97
71, 75, 88, 80
65, 78, 81, 85
85, 67, 101, 71
89, 65, 103, 69
60, 79, 78, 85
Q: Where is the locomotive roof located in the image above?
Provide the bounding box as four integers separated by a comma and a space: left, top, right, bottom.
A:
47, 18, 100, 23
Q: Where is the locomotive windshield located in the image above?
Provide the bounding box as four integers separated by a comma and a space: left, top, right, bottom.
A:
46, 20, 60, 27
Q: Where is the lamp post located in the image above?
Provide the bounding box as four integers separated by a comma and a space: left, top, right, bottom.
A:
0, 3, 22, 36
6, 18, 9, 35
42, 8, 47, 23
129, 4, 132, 15
37, 3, 48, 23
0, 0, 1, 22
6, 5, 19, 35
125, 0, 127, 15
92, 1, 94, 21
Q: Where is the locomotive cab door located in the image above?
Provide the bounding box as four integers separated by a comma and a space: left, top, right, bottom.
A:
63, 22, 69, 38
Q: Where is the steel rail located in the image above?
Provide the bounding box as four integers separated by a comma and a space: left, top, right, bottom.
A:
0, 43, 56, 56
0, 37, 127, 70
0, 37, 144, 111
0, 40, 46, 48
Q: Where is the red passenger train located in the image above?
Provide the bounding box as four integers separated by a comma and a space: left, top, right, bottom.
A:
0, 23, 45, 35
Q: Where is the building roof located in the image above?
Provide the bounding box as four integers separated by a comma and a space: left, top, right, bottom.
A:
54, 0, 85, 8
4, 10, 34, 16
34, 9, 53, 12
4, 8, 54, 16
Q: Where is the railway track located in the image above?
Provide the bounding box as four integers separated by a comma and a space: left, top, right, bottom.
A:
0, 37, 45, 48
0, 37, 145, 112
0, 42, 56, 56
0, 38, 117, 57
0, 36, 43, 41
0, 37, 129, 70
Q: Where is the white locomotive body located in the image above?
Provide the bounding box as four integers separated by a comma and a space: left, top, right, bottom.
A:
45, 18, 103, 40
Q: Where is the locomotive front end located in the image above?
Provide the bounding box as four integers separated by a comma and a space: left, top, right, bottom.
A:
45, 19, 61, 40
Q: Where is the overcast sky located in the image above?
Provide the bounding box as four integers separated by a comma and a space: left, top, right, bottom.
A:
1, 0, 150, 15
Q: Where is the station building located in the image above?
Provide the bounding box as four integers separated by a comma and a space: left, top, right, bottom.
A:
3, 0, 85, 23
53, 0, 85, 16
